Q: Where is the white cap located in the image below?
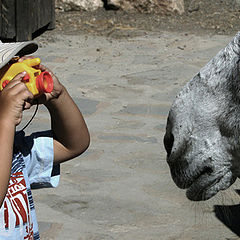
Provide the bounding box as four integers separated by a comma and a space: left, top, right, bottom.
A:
0, 40, 38, 69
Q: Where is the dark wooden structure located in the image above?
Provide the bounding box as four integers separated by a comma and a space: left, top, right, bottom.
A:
0, 0, 55, 41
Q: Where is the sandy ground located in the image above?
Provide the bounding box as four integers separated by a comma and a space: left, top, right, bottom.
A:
54, 0, 240, 37
19, 7, 240, 240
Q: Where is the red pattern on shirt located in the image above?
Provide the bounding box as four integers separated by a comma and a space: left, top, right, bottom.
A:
3, 172, 33, 239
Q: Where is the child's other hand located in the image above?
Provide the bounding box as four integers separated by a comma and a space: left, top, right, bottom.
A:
37, 64, 63, 103
0, 72, 34, 126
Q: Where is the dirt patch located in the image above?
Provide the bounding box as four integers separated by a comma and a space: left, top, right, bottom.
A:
54, 0, 240, 38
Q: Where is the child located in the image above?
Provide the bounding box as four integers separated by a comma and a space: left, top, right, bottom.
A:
0, 40, 90, 239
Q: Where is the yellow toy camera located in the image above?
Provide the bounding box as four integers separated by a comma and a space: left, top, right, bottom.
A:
0, 57, 53, 97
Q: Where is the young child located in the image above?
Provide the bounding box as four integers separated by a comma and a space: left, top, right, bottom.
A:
0, 40, 90, 239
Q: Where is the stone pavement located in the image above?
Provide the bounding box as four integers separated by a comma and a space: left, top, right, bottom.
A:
19, 30, 240, 239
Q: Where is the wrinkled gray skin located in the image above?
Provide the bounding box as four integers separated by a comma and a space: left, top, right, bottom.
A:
164, 32, 240, 201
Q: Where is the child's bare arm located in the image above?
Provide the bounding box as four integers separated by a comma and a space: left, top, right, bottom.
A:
46, 87, 90, 164
0, 72, 33, 207
39, 65, 90, 164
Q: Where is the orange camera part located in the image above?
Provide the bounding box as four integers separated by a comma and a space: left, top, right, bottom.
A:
0, 58, 53, 97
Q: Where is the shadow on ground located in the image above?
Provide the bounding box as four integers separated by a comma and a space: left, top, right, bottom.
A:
214, 190, 240, 237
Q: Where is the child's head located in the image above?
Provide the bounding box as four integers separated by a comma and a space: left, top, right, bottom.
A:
0, 40, 38, 83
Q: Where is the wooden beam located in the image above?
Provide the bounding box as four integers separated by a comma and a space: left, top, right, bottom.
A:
1, 0, 16, 39
0, 0, 55, 41
16, 0, 33, 41
48, 0, 55, 30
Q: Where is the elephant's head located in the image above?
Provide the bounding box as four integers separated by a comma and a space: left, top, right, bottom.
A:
164, 32, 240, 201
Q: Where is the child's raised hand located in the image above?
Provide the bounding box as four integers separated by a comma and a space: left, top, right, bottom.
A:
0, 72, 34, 126
37, 64, 63, 103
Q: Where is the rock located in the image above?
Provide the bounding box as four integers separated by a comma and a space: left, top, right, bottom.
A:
55, 0, 184, 14
106, 0, 185, 14
56, 0, 103, 12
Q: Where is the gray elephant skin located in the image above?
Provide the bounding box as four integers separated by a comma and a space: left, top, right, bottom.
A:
164, 32, 240, 201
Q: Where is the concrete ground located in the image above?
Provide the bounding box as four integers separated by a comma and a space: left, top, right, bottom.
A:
20, 29, 240, 239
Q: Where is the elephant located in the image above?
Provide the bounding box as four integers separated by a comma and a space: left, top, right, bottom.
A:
164, 32, 240, 201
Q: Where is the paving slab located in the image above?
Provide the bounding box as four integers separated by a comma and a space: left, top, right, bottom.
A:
18, 29, 240, 239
